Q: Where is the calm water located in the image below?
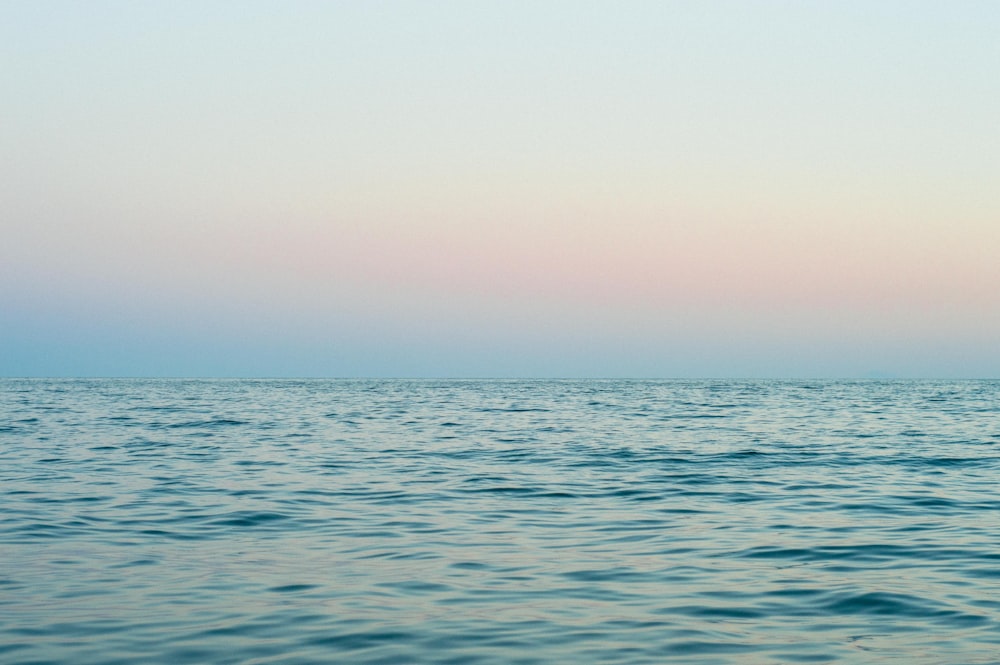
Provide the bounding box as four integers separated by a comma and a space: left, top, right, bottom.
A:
2, 379, 999, 664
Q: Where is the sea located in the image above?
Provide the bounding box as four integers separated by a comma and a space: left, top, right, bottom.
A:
2, 379, 999, 664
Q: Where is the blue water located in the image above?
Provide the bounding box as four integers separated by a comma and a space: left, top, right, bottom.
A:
2, 379, 999, 664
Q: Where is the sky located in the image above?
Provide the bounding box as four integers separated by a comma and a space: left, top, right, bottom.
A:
2, 1, 999, 378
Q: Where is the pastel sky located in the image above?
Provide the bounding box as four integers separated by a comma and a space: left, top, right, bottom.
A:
3, 1, 999, 377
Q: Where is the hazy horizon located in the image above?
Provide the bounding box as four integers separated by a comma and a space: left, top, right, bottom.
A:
3, 376, 994, 382
4, 2, 999, 378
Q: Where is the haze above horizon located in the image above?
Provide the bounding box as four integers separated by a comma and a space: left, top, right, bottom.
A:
3, 2, 999, 378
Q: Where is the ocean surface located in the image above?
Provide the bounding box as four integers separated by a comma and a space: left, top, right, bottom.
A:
2, 379, 999, 664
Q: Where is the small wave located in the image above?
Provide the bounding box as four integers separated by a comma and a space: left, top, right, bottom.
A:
163, 418, 251, 429
820, 591, 987, 625
210, 511, 293, 528
268, 583, 317, 593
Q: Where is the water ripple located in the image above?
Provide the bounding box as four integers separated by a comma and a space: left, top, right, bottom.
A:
1, 378, 999, 664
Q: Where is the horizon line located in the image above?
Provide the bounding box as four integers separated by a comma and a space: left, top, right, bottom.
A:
2, 376, 997, 381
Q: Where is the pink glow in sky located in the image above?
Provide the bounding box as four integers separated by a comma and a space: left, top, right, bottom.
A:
3, 2, 999, 376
